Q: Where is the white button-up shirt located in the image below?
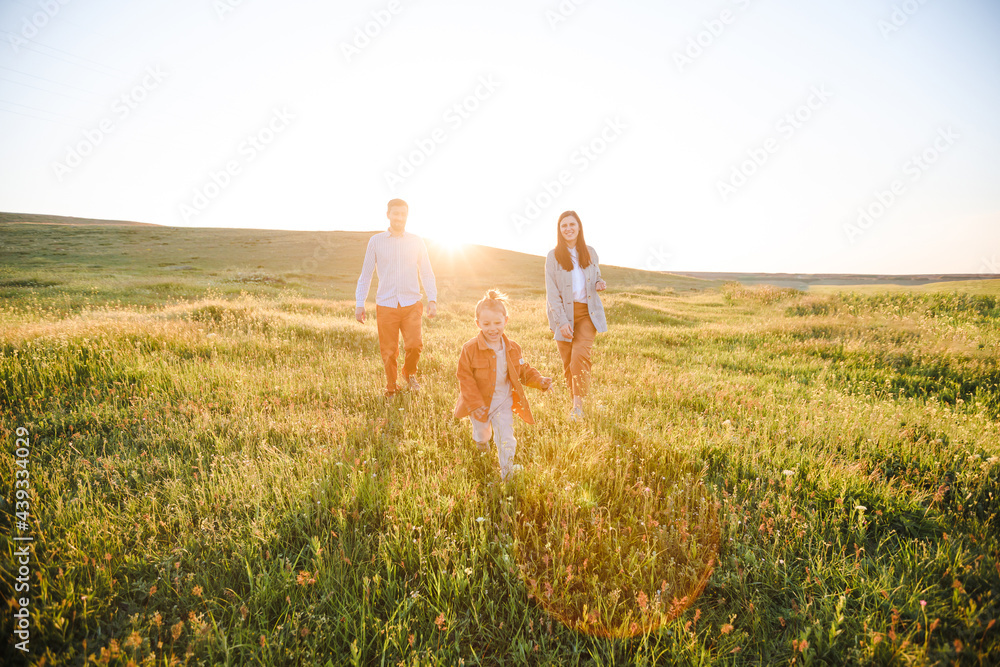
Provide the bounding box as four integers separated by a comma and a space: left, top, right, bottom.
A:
355, 230, 438, 308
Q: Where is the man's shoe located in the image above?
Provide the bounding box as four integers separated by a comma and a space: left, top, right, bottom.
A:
384, 387, 399, 398
475, 441, 489, 454
406, 376, 422, 393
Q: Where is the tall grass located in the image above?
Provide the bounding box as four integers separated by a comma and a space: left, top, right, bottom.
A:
2, 283, 999, 665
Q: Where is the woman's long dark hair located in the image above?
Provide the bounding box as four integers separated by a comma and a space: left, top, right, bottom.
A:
554, 210, 591, 271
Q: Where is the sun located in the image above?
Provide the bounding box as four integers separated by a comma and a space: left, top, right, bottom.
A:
433, 235, 467, 254
428, 226, 470, 255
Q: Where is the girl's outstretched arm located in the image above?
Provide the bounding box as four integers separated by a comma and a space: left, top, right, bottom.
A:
517, 356, 547, 390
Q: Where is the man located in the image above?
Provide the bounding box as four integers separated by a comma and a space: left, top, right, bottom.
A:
356, 199, 438, 397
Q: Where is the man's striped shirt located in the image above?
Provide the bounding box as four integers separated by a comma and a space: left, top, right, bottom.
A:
355, 230, 438, 308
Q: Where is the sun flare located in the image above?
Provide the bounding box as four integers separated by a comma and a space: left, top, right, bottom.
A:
429, 234, 468, 255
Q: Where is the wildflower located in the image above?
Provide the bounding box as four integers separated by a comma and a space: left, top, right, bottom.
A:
637, 590, 648, 612
171, 621, 184, 641
782, 470, 795, 477
191, 585, 203, 597
124, 631, 142, 650
720, 624, 734, 635
435, 613, 446, 631
920, 600, 927, 608
855, 505, 867, 512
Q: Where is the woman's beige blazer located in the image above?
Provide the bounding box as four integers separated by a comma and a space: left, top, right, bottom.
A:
544, 246, 608, 343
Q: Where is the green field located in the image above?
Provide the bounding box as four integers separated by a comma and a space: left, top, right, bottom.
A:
2, 222, 999, 666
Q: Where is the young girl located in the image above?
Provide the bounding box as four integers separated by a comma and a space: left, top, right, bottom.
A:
454, 290, 552, 481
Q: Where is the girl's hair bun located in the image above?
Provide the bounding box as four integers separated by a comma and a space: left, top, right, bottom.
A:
476, 289, 509, 317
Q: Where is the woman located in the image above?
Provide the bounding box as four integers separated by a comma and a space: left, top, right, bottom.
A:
544, 210, 608, 420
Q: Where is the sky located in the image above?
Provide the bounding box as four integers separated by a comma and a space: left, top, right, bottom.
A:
1, 0, 998, 274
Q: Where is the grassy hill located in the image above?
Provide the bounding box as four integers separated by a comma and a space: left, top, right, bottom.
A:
1, 221, 998, 665
0, 221, 715, 310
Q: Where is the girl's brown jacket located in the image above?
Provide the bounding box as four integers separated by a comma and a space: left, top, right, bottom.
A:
453, 332, 545, 424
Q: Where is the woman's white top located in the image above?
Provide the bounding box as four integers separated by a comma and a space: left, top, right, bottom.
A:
569, 247, 587, 303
